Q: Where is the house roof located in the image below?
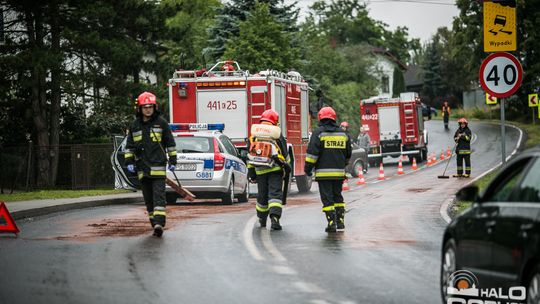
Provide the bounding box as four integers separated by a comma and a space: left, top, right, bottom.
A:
404, 65, 424, 87
371, 47, 407, 70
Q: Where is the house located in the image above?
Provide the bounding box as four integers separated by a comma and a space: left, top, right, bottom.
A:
369, 47, 407, 98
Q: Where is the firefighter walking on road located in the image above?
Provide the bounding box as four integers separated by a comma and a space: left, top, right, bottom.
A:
442, 101, 451, 130
247, 110, 289, 230
304, 107, 352, 232
125, 92, 177, 237
453, 117, 472, 178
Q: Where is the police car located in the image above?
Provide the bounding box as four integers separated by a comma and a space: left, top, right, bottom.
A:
111, 123, 249, 204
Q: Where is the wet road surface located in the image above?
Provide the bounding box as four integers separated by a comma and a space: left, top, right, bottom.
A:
0, 121, 522, 304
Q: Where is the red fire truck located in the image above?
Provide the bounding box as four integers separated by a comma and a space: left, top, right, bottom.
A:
167, 60, 313, 192
360, 92, 428, 166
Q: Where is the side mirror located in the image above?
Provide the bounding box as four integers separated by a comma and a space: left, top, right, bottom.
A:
456, 185, 480, 202
239, 149, 248, 163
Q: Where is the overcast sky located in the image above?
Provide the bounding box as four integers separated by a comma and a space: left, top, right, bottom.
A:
288, 0, 460, 43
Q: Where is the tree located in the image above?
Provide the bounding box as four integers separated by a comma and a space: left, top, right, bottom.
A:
222, 2, 297, 72
392, 67, 405, 98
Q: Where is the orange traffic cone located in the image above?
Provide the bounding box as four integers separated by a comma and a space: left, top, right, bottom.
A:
447, 147, 452, 157
397, 158, 404, 175
356, 167, 366, 185
440, 150, 445, 161
432, 154, 437, 164
412, 157, 418, 170
378, 163, 385, 180
427, 154, 432, 167
342, 179, 350, 191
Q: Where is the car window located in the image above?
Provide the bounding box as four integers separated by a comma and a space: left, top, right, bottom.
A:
509, 158, 540, 202
219, 135, 237, 156
175, 136, 212, 153
485, 158, 531, 202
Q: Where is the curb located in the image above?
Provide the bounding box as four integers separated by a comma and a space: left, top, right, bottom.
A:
11, 196, 142, 220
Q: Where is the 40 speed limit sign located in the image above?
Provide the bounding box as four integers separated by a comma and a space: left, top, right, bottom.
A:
479, 52, 523, 98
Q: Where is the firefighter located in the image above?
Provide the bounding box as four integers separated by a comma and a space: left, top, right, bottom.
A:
124, 92, 177, 237
247, 109, 289, 230
304, 107, 352, 232
340, 121, 349, 132
442, 101, 451, 130
453, 117, 472, 178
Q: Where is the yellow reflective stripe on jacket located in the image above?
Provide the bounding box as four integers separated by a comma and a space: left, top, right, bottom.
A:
168, 150, 177, 157
322, 206, 335, 212
458, 150, 471, 155
167, 146, 177, 157
305, 153, 318, 164
320, 135, 347, 149
137, 171, 144, 180
133, 131, 142, 142
255, 166, 282, 175
150, 166, 166, 176
125, 152, 134, 159
334, 203, 346, 208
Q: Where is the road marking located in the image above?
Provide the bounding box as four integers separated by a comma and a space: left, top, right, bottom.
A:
242, 215, 265, 261
261, 230, 286, 262
271, 265, 297, 275
293, 281, 322, 293
309, 300, 331, 304
440, 196, 454, 224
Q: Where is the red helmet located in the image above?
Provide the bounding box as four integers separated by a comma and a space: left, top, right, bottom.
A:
222, 61, 235, 71
137, 92, 157, 106
340, 121, 349, 128
260, 109, 279, 125
318, 107, 336, 121
458, 117, 468, 124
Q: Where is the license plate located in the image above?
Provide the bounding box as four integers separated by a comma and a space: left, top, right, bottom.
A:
177, 163, 197, 171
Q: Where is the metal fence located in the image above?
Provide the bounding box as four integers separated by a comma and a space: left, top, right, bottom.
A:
0, 143, 115, 192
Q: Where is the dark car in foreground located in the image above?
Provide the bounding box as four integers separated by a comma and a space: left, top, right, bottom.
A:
345, 143, 368, 177
440, 145, 540, 303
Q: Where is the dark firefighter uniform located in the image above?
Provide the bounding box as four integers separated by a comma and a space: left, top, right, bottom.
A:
247, 133, 288, 230
454, 120, 472, 177
304, 118, 352, 232
125, 111, 177, 228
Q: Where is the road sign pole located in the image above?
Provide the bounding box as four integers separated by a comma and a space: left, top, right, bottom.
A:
501, 98, 506, 165
533, 108, 536, 125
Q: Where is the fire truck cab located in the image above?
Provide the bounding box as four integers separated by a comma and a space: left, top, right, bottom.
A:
360, 92, 428, 166
167, 60, 313, 192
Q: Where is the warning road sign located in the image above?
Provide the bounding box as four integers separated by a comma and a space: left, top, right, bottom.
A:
486, 93, 498, 105
529, 94, 538, 107
479, 52, 523, 98
0, 202, 19, 234
483, 0, 516, 52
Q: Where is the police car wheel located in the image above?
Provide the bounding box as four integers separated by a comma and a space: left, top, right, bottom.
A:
222, 178, 235, 205
351, 160, 365, 178
440, 238, 456, 303
527, 265, 540, 304
237, 182, 249, 203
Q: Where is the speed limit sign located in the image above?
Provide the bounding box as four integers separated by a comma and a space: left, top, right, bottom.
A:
479, 52, 523, 98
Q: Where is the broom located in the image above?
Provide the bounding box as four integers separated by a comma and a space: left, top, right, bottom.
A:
438, 142, 457, 179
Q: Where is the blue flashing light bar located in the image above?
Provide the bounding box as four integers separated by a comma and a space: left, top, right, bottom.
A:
170, 123, 225, 132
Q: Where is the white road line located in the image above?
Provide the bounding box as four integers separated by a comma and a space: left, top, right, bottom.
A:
440, 196, 454, 224
261, 230, 286, 262
242, 215, 265, 261
271, 265, 297, 275
293, 281, 322, 293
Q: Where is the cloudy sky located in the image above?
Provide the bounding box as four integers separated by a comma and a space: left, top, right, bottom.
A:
288, 0, 460, 43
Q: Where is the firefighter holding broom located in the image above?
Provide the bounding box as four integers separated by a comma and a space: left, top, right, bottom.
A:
124, 92, 177, 237
453, 118, 472, 178
305, 107, 352, 232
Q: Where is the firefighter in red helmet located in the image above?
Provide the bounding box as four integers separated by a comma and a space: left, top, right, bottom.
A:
305, 107, 352, 232
453, 117, 472, 178
247, 109, 289, 230
340, 121, 349, 132
124, 92, 177, 237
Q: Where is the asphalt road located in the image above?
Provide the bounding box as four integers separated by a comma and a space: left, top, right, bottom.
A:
0, 120, 522, 304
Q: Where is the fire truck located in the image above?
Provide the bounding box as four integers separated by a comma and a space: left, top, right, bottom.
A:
167, 60, 313, 192
360, 92, 428, 166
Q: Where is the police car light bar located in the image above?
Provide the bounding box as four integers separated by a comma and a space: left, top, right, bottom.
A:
170, 123, 225, 132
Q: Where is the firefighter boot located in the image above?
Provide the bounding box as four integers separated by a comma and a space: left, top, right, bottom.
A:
335, 207, 345, 230
148, 212, 156, 228
270, 215, 282, 231
325, 211, 337, 233
153, 224, 163, 237
259, 216, 267, 228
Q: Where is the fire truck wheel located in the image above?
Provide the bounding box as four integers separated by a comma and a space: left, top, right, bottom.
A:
351, 159, 366, 178
422, 148, 428, 162
369, 158, 381, 168
237, 181, 249, 203
222, 178, 235, 205
166, 192, 178, 204
296, 175, 312, 193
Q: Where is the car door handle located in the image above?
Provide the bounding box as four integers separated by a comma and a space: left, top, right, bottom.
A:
485, 220, 496, 227
520, 223, 534, 231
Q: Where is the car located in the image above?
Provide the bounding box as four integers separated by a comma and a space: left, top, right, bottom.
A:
112, 123, 249, 204
421, 103, 437, 120
440, 145, 540, 303
345, 142, 368, 177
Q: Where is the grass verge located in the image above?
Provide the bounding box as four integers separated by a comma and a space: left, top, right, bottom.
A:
0, 189, 132, 202
453, 170, 499, 216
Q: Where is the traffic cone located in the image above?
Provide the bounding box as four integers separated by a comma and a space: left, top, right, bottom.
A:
378, 163, 385, 180
427, 154, 432, 167
440, 150, 445, 161
401, 154, 408, 162
432, 154, 437, 164
412, 157, 418, 170
397, 158, 404, 175
447, 147, 452, 157
342, 179, 350, 191
356, 167, 366, 185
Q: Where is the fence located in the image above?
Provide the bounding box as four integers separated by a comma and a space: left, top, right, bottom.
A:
0, 143, 116, 192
